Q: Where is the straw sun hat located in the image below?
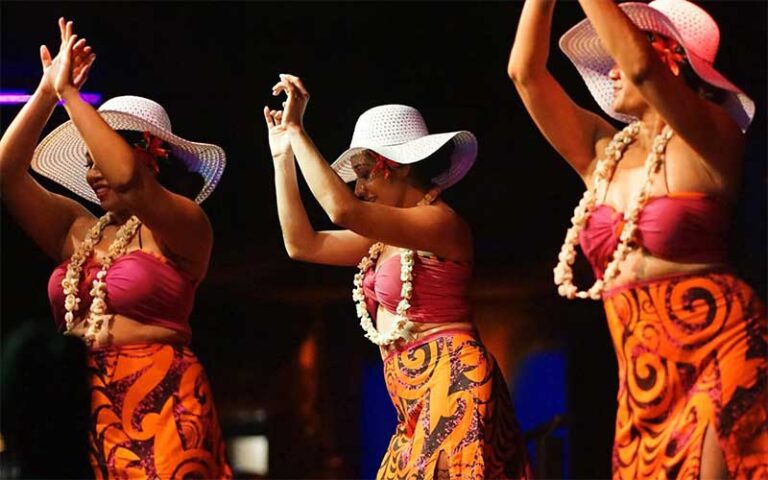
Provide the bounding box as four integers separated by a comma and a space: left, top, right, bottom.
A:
331, 104, 478, 189
32, 95, 226, 204
559, 0, 754, 131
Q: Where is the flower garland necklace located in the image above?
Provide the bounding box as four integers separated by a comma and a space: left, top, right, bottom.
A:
62, 212, 142, 345
352, 188, 439, 346
554, 121, 673, 300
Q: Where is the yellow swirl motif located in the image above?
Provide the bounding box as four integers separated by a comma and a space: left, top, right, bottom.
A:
378, 332, 529, 480
87, 344, 232, 479
604, 272, 767, 479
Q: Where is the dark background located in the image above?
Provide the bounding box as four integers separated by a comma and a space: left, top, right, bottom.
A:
2, 2, 765, 478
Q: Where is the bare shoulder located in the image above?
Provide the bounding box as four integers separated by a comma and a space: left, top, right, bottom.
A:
667, 108, 745, 194
60, 210, 98, 260
432, 200, 473, 261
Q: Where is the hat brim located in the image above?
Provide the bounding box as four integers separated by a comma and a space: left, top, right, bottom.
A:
330, 130, 477, 189
559, 2, 754, 132
32, 110, 226, 204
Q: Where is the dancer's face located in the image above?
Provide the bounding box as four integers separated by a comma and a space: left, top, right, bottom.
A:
608, 65, 647, 116
351, 151, 408, 207
85, 151, 123, 211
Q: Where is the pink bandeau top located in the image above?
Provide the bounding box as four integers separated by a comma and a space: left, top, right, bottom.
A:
48, 250, 197, 337
579, 193, 728, 279
362, 252, 472, 323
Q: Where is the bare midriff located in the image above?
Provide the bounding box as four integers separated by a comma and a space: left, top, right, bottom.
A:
605, 249, 727, 290
67, 314, 189, 349
375, 305, 474, 359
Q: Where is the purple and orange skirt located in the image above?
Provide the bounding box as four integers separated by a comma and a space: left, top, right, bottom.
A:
87, 343, 232, 479
603, 271, 768, 478
378, 330, 529, 479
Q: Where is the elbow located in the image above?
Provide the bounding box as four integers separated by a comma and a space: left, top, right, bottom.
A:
284, 239, 315, 262
507, 60, 542, 87
284, 242, 305, 261
507, 61, 526, 83
326, 202, 353, 228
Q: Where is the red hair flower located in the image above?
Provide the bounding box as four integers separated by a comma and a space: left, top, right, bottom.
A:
133, 131, 169, 174
369, 152, 401, 180
648, 33, 686, 76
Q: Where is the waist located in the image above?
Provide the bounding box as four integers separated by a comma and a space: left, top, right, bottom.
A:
67, 314, 190, 350
602, 267, 737, 299
380, 322, 476, 361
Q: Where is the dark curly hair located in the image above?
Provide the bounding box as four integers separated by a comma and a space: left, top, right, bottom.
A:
407, 142, 453, 189
117, 130, 204, 201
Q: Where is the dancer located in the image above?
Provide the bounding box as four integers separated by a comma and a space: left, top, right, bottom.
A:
508, 0, 766, 477
264, 74, 529, 479
0, 18, 231, 478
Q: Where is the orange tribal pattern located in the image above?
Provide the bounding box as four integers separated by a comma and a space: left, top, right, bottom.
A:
378, 332, 529, 480
604, 272, 768, 479
87, 343, 232, 479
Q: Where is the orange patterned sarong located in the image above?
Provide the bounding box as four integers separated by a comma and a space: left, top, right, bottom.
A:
378, 331, 529, 480
87, 343, 232, 479
604, 272, 768, 478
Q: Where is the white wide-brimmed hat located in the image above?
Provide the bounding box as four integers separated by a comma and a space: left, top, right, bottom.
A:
559, 0, 754, 131
32, 95, 226, 204
330, 104, 477, 189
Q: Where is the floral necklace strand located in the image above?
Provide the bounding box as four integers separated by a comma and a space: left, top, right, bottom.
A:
352, 188, 440, 346
62, 212, 142, 345
553, 121, 673, 300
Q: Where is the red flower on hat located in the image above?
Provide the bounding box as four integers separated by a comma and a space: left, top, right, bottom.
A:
648, 33, 686, 76
133, 131, 169, 174
369, 152, 401, 180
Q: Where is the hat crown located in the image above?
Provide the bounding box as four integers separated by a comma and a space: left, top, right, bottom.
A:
649, 0, 719, 62
350, 105, 429, 148
98, 96, 173, 132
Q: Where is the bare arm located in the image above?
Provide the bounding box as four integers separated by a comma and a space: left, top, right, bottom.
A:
55, 34, 212, 278
0, 19, 95, 261
272, 151, 373, 266
508, 0, 615, 178
288, 128, 471, 260
577, 0, 744, 181
271, 74, 470, 260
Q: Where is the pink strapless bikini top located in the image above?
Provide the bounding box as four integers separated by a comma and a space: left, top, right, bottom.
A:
362, 252, 472, 323
579, 193, 728, 279
48, 250, 197, 337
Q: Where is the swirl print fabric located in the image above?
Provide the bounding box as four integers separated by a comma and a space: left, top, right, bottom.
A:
87, 344, 232, 479
603, 272, 768, 479
378, 332, 529, 480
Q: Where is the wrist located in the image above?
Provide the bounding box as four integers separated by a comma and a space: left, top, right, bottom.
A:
57, 86, 80, 104
34, 83, 59, 104
272, 151, 295, 162
285, 123, 305, 136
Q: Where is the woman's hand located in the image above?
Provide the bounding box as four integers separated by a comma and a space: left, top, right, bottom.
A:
42, 18, 95, 100
263, 107, 293, 159
264, 74, 310, 159
271, 74, 309, 132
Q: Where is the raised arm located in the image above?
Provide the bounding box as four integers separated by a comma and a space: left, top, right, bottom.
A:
270, 75, 471, 261
265, 107, 373, 266
508, 0, 615, 178
576, 0, 744, 178
0, 18, 95, 261
54, 27, 212, 278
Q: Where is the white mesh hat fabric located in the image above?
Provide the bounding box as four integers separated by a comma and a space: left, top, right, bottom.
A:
330, 105, 478, 189
32, 96, 226, 204
559, 0, 754, 131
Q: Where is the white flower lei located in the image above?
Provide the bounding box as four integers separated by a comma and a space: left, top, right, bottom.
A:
62, 212, 142, 345
554, 121, 673, 300
352, 189, 438, 346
